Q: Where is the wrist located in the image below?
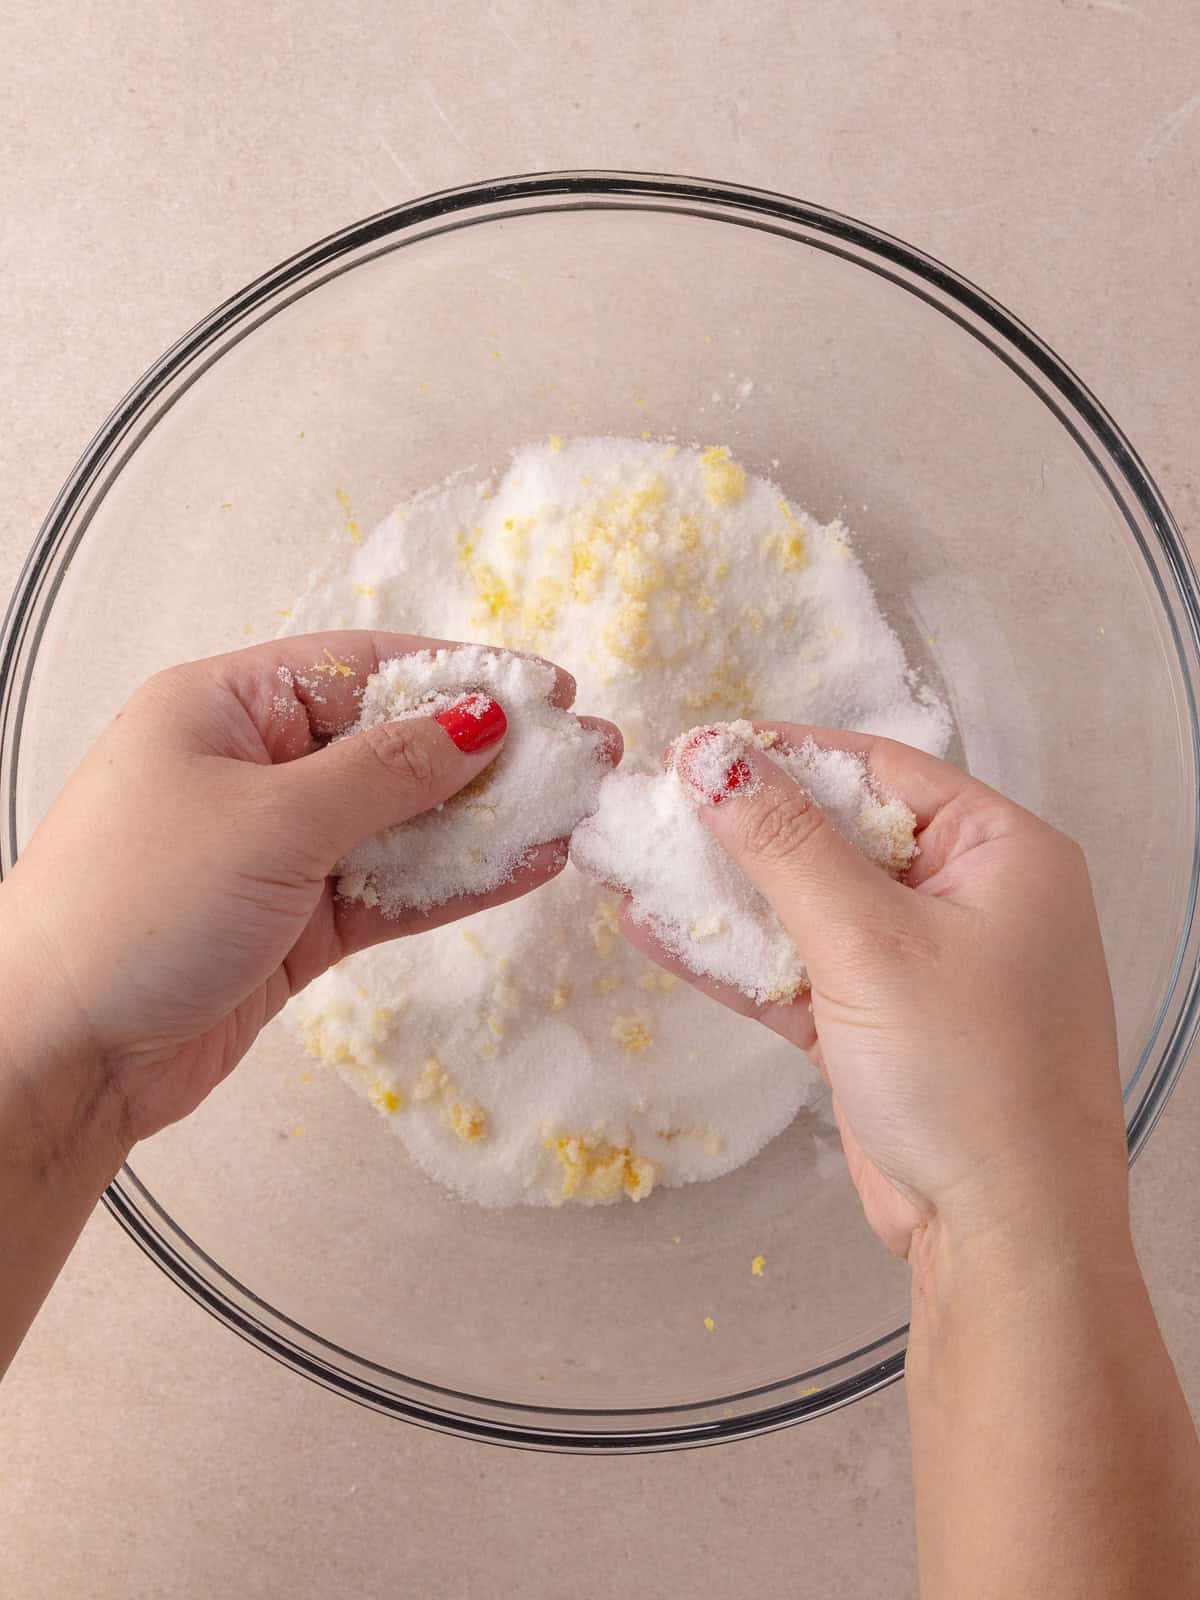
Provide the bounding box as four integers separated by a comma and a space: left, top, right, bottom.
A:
907, 1170, 1141, 1381
0, 879, 131, 1187
914, 1105, 1133, 1285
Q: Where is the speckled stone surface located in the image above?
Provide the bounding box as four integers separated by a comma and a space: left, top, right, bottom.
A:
1, 3, 1198, 1595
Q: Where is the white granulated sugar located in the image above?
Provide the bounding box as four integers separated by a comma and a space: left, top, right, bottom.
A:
283, 437, 950, 1207
336, 645, 607, 915
571, 722, 917, 1005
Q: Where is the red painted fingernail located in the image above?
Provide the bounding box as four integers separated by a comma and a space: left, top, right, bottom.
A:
435, 695, 507, 753
711, 757, 752, 805
677, 728, 756, 806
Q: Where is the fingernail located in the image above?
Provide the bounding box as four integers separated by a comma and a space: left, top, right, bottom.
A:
676, 728, 756, 806
435, 695, 507, 753
711, 757, 752, 806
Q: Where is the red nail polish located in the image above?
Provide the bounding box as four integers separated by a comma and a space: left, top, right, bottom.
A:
711, 757, 752, 805
435, 695, 507, 753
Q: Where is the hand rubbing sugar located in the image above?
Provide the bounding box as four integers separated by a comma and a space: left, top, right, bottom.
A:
337, 645, 609, 915
571, 721, 917, 1004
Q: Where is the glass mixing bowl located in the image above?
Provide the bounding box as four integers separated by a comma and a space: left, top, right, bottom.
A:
2, 173, 1198, 1451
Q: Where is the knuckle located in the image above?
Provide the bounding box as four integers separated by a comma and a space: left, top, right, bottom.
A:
1054, 831, 1089, 876
136, 664, 190, 707
360, 722, 438, 791
737, 789, 824, 862
123, 663, 199, 727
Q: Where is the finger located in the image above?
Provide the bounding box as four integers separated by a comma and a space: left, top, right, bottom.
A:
617, 901, 816, 1050
208, 632, 577, 751
749, 723, 973, 832
748, 723, 1027, 890
334, 838, 570, 954
576, 715, 624, 768
271, 698, 508, 862
676, 726, 909, 958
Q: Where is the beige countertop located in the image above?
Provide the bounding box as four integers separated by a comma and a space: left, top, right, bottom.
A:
2, 2, 1199, 1595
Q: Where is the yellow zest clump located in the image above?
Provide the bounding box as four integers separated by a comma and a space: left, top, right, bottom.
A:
543, 1130, 659, 1203
448, 1100, 488, 1142
602, 599, 653, 667
548, 433, 563, 451
468, 561, 516, 622
414, 1056, 449, 1101
625, 1155, 656, 1199
412, 1056, 491, 1143
299, 996, 396, 1069
571, 536, 602, 602
369, 1081, 403, 1115
703, 1316, 716, 1333
751, 1255, 766, 1277
764, 502, 807, 571
611, 1015, 653, 1054
700, 445, 747, 506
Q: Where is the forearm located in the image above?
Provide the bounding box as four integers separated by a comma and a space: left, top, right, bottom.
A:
908, 1202, 1200, 1599
0, 899, 129, 1378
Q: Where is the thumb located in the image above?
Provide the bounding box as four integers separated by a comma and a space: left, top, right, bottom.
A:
675, 726, 905, 963
274, 695, 507, 862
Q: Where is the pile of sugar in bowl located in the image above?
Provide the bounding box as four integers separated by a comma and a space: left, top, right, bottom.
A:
284, 437, 949, 1207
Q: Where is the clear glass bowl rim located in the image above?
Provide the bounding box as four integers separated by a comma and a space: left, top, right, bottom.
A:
2, 169, 1198, 1452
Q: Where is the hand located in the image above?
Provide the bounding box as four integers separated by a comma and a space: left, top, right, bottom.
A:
0, 631, 617, 1151
618, 724, 1128, 1259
